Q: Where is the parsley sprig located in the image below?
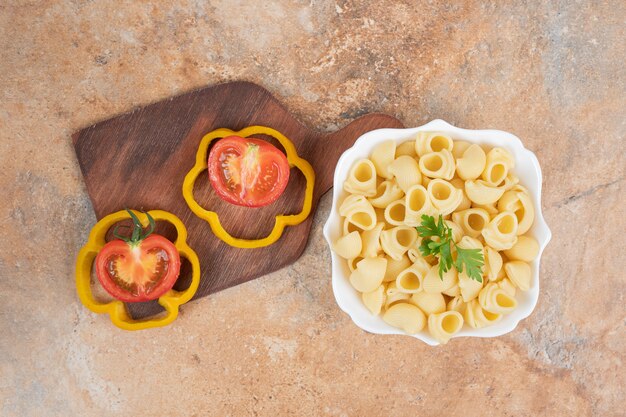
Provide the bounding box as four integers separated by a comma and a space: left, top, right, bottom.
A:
417, 214, 484, 282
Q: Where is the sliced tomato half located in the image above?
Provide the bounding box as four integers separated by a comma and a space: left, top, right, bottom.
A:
208, 136, 290, 207
95, 211, 181, 303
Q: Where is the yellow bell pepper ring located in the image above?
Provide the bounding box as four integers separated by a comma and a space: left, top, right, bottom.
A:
75, 209, 201, 331
182, 126, 315, 249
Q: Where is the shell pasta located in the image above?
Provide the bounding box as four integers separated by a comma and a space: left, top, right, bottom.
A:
333, 133, 538, 344
343, 159, 377, 196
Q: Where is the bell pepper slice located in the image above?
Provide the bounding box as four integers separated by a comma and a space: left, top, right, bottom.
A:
182, 126, 315, 248
75, 209, 200, 330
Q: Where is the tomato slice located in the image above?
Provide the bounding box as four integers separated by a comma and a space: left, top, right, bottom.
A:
95, 235, 181, 303
208, 136, 290, 207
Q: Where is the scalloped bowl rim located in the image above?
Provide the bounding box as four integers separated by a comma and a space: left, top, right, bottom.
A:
323, 119, 552, 346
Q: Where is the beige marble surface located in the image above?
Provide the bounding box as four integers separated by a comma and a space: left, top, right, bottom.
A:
1, 1, 624, 416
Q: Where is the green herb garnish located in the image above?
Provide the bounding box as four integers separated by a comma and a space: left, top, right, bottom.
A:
417, 214, 484, 282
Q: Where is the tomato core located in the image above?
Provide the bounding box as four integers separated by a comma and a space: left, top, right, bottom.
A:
104, 246, 171, 297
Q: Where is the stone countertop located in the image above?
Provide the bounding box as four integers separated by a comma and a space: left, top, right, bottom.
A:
1, 1, 624, 416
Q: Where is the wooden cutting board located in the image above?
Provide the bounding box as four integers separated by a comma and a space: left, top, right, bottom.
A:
73, 81, 404, 319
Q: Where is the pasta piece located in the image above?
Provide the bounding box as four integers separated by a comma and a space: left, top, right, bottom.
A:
481, 148, 512, 186
458, 272, 483, 302
496, 265, 507, 280
413, 256, 432, 275
362, 285, 386, 315
383, 303, 426, 334
462, 299, 480, 328
349, 257, 387, 292
457, 235, 484, 251
415, 132, 454, 157
360, 222, 384, 258
388, 156, 422, 193
427, 179, 463, 215
484, 246, 503, 282
482, 211, 518, 250
406, 238, 419, 262
419, 149, 456, 180
407, 248, 420, 264
464, 299, 501, 328
504, 261, 532, 291
451, 140, 472, 159
498, 189, 535, 235
369, 180, 404, 208
455, 144, 486, 180
383, 255, 412, 282
406, 237, 425, 264
502, 173, 519, 191
396, 268, 423, 293
348, 256, 364, 272
497, 278, 516, 297
385, 282, 412, 308
395, 260, 430, 293
509, 184, 530, 194
332, 231, 362, 259
447, 295, 466, 313
395, 140, 417, 158
380, 226, 418, 260
411, 292, 446, 316
342, 217, 360, 235
477, 299, 504, 327
450, 178, 472, 211
344, 159, 377, 196
456, 236, 485, 301
487, 147, 515, 169
465, 179, 506, 205
422, 264, 458, 294
428, 311, 464, 344
457, 231, 485, 257
503, 236, 540, 262
347, 208, 377, 231
445, 220, 463, 243
370, 140, 396, 179
452, 208, 490, 238
339, 194, 368, 216
511, 198, 532, 232
340, 194, 377, 231
471, 202, 499, 216
478, 282, 517, 314
442, 284, 461, 297
404, 184, 435, 226
383, 199, 407, 226
497, 189, 521, 212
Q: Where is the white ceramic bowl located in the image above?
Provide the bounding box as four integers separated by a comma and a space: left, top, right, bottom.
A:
323, 119, 551, 345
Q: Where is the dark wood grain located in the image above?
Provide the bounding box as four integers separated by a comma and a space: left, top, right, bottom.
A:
73, 81, 404, 318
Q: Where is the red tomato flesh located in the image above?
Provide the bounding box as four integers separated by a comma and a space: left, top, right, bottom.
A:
208, 136, 290, 207
95, 235, 181, 302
